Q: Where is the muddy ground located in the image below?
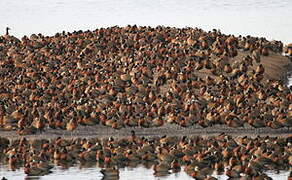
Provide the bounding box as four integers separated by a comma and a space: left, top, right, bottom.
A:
0, 124, 291, 140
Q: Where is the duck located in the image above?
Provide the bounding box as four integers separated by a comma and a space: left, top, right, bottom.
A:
170, 159, 181, 172
8, 155, 18, 168
78, 148, 96, 162
225, 115, 244, 128
284, 43, 292, 57
255, 64, 265, 74
157, 149, 174, 163
5, 27, 10, 36
141, 151, 157, 161
213, 162, 224, 173
276, 116, 292, 128
33, 117, 46, 133
24, 163, 52, 176
247, 118, 265, 128
125, 149, 141, 162
223, 64, 232, 73
266, 120, 283, 129
17, 126, 37, 135
261, 46, 269, 56
37, 160, 54, 170
251, 49, 261, 63
225, 168, 241, 178
188, 169, 207, 180
153, 162, 170, 173
100, 167, 119, 178
66, 118, 78, 132
159, 135, 176, 145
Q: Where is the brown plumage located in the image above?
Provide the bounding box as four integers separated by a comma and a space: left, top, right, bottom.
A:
261, 46, 269, 56
251, 49, 261, 63
224, 64, 232, 73
255, 64, 265, 74
66, 118, 77, 132
33, 117, 46, 133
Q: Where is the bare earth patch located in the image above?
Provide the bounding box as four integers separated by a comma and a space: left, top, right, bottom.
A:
0, 124, 291, 140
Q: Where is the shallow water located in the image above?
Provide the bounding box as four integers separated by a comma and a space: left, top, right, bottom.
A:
0, 164, 290, 180
0, 0, 292, 44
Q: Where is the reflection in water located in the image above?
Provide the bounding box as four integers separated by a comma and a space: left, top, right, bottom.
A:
0, 163, 290, 180
24, 177, 41, 180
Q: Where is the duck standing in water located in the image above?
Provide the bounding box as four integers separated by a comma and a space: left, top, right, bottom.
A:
24, 163, 52, 176
100, 166, 119, 178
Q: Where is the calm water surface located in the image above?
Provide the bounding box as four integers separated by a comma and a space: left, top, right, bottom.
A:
0, 0, 291, 44
0, 164, 290, 180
